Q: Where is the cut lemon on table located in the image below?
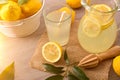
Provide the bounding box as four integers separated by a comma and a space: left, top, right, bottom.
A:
91, 4, 114, 30
42, 42, 62, 63
82, 16, 101, 37
59, 7, 75, 23
113, 55, 120, 76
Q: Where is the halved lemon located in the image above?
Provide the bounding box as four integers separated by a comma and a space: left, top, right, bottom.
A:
91, 4, 114, 30
42, 42, 62, 63
82, 16, 101, 37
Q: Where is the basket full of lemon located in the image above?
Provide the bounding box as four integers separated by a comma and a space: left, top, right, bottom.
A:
0, 0, 44, 37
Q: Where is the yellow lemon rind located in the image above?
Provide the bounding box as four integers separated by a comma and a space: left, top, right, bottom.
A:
42, 42, 62, 63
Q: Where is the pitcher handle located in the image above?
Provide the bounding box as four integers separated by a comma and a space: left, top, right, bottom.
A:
115, 0, 120, 11
81, 0, 91, 11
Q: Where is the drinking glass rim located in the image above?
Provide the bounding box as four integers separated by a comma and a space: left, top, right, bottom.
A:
43, 4, 72, 23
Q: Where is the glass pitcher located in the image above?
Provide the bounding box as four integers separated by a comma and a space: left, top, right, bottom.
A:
78, 0, 120, 53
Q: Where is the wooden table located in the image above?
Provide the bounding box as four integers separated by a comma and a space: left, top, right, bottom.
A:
0, 0, 120, 80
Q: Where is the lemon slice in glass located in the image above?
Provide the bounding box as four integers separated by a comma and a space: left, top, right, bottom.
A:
42, 42, 62, 63
91, 4, 114, 30
82, 16, 101, 37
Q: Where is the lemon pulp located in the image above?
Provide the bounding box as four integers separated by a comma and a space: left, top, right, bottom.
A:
42, 42, 62, 63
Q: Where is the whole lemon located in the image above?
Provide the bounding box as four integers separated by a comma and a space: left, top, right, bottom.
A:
21, 0, 42, 17
0, 1, 21, 21
66, 0, 81, 8
113, 55, 120, 76
66, 0, 90, 9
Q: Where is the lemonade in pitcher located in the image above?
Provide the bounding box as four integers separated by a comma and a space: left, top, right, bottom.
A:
78, 0, 119, 53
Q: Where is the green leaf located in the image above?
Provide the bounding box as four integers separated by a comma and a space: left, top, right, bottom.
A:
18, 0, 29, 5
43, 63, 64, 74
46, 75, 63, 80
72, 66, 89, 80
68, 74, 79, 80
64, 50, 70, 65
0, 0, 8, 4
0, 62, 15, 80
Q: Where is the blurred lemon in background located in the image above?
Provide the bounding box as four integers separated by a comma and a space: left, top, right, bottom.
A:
0, 1, 21, 21
21, 0, 42, 17
66, 0, 90, 9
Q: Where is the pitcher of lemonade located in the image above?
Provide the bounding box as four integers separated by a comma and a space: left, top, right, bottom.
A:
78, 0, 120, 53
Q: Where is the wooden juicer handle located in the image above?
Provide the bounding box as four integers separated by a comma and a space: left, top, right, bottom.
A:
97, 46, 120, 62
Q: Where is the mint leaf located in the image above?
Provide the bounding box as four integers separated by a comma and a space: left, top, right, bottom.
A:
64, 50, 70, 65
46, 75, 63, 80
43, 63, 64, 74
72, 66, 89, 80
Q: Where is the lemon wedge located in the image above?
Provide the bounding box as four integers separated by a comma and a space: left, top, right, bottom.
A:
42, 42, 62, 63
59, 7, 75, 23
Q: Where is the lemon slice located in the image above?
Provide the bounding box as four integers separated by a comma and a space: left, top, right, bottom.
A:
91, 4, 113, 30
59, 7, 75, 23
82, 16, 101, 37
42, 42, 62, 63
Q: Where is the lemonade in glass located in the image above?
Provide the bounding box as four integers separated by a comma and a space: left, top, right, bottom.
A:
78, 0, 119, 53
43, 5, 72, 46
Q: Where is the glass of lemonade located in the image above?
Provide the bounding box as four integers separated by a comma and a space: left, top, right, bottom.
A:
43, 4, 72, 46
78, 0, 119, 53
